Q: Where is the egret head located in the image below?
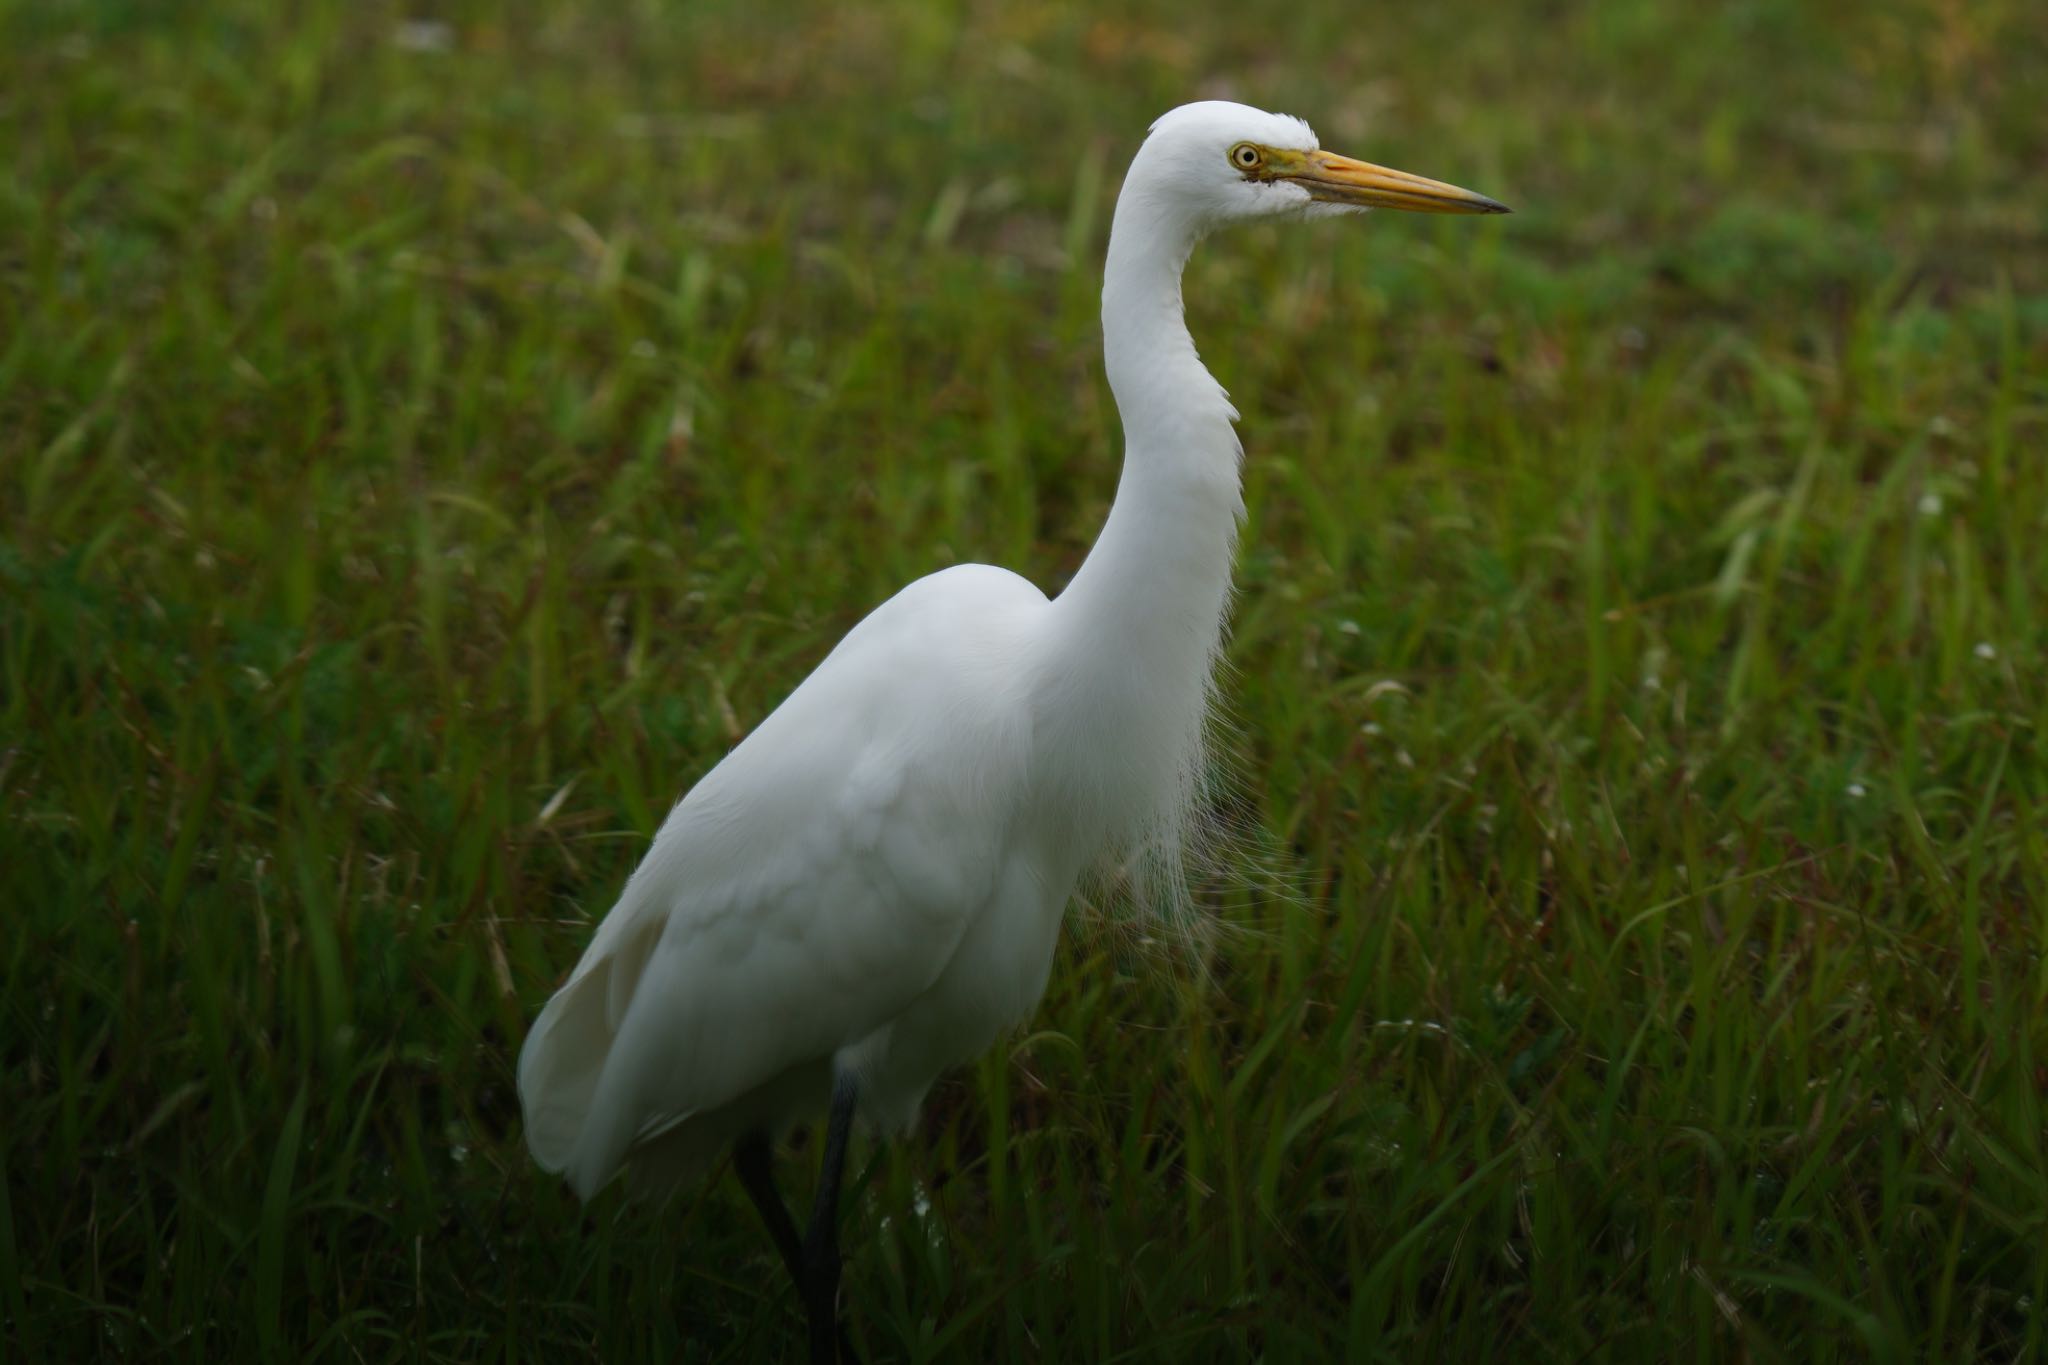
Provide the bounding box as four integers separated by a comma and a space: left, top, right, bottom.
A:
1130, 100, 1508, 234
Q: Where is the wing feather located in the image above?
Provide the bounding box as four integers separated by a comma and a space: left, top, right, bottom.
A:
517, 565, 1046, 1198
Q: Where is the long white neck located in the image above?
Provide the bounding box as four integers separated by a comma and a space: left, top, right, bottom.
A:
1038, 182, 1243, 866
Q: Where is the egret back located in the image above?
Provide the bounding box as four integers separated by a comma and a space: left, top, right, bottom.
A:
516, 564, 1052, 1198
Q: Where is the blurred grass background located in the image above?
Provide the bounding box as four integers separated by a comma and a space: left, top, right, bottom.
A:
4, 0, 2047, 1358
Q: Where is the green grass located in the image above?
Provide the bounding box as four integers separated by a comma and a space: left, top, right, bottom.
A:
5, 0, 2047, 1358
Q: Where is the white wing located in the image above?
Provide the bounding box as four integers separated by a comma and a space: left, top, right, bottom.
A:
517, 565, 1047, 1198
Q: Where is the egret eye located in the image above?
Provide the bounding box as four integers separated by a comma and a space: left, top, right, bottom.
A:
1230, 143, 1263, 171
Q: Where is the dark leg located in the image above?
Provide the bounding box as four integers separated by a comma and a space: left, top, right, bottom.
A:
732, 1132, 805, 1286
730, 1110, 861, 1364
803, 1073, 860, 1365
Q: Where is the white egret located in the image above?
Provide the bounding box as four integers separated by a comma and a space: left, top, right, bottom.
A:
517, 100, 1505, 1361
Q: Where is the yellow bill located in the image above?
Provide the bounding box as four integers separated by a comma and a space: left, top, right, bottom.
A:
1263, 147, 1509, 215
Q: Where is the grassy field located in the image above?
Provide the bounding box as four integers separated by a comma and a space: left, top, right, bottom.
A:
6, 0, 2047, 1358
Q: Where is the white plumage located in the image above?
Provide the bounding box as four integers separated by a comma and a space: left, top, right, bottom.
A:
517, 101, 1505, 1213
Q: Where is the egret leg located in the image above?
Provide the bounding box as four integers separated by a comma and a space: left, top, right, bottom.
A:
733, 1132, 805, 1284
732, 1129, 861, 1365
803, 1073, 860, 1365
